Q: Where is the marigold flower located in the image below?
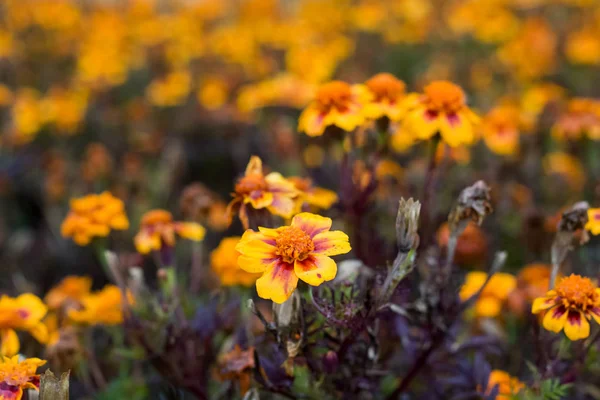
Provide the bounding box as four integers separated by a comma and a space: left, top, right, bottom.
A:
211, 237, 261, 287
363, 73, 418, 122
60, 191, 129, 246
0, 294, 48, 356
402, 80, 480, 147
44, 276, 92, 310
586, 208, 600, 235
298, 81, 372, 137
134, 209, 205, 254
226, 156, 299, 229
146, 70, 191, 107
459, 271, 516, 318
508, 263, 553, 316
0, 355, 46, 400
481, 105, 521, 156
532, 274, 600, 341
552, 98, 600, 141
485, 370, 525, 399
288, 177, 338, 212
566, 28, 600, 66
236, 213, 351, 303
68, 285, 131, 326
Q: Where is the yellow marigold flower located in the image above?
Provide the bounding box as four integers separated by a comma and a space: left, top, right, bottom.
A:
0, 355, 46, 400
69, 285, 131, 326
485, 370, 525, 400
298, 81, 372, 137
211, 237, 261, 287
0, 294, 48, 356
236, 213, 351, 303
44, 275, 92, 310
11, 88, 44, 144
459, 272, 516, 318
566, 28, 600, 65
60, 192, 129, 246
363, 73, 418, 122
481, 105, 521, 156
134, 209, 205, 254
237, 74, 316, 113
585, 208, 600, 235
40, 85, 88, 134
226, 156, 299, 229
146, 70, 191, 107
289, 177, 338, 212
520, 83, 565, 131
402, 80, 480, 147
532, 274, 600, 341
543, 152, 585, 193
552, 98, 600, 141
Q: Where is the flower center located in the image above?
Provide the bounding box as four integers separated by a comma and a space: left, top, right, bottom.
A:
423, 80, 466, 114
555, 274, 599, 310
366, 73, 406, 102
235, 174, 268, 196
275, 226, 314, 263
315, 81, 353, 113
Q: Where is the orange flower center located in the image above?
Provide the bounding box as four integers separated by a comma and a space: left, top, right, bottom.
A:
423, 80, 466, 114
275, 226, 314, 263
366, 73, 406, 102
555, 274, 599, 311
315, 81, 353, 112
235, 174, 268, 195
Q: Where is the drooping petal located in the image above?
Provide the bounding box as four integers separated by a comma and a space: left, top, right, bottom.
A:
0, 328, 20, 356
291, 213, 332, 238
265, 172, 298, 194
531, 295, 558, 314
256, 260, 299, 304
268, 193, 297, 219
176, 222, 206, 242
298, 107, 327, 137
294, 254, 337, 286
564, 310, 590, 340
440, 112, 476, 148
542, 305, 568, 333
312, 230, 351, 256
16, 293, 48, 324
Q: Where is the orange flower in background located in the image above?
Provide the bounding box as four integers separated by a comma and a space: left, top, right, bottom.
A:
402, 80, 480, 147
481, 105, 521, 156
44, 275, 92, 310
543, 152, 585, 193
459, 272, 516, 318
552, 98, 600, 141
146, 70, 191, 107
532, 274, 600, 341
211, 237, 261, 287
236, 213, 351, 303
520, 83, 565, 131
226, 156, 299, 229
0, 294, 48, 356
298, 81, 372, 137
363, 73, 418, 122
69, 285, 131, 326
0, 355, 46, 400
134, 209, 205, 254
508, 263, 552, 315
566, 28, 600, 66
585, 208, 600, 235
485, 370, 525, 399
437, 222, 487, 265
60, 191, 129, 246
289, 177, 338, 212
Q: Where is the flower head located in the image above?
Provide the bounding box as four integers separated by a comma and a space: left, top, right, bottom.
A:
134, 209, 205, 254
485, 370, 524, 400
552, 98, 600, 141
288, 177, 338, 212
236, 213, 351, 303
60, 191, 129, 246
532, 274, 600, 340
481, 105, 521, 156
226, 156, 299, 229
363, 73, 418, 122
460, 272, 516, 318
211, 237, 261, 287
69, 285, 131, 326
0, 356, 46, 400
586, 208, 600, 235
402, 80, 480, 147
298, 81, 372, 137
0, 294, 48, 356
44, 276, 92, 310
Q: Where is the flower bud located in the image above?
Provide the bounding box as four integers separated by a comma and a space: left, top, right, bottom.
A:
396, 198, 421, 252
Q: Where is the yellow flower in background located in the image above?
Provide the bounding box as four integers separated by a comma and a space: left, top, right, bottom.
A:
447, 0, 519, 44
0, 355, 46, 400
543, 152, 585, 193
197, 76, 229, 110
211, 237, 261, 287
147, 70, 191, 107
298, 81, 372, 137
236, 213, 351, 303
40, 85, 89, 134
565, 28, 600, 65
44, 275, 92, 310
402, 80, 480, 147
520, 83, 565, 131
288, 177, 338, 212
532, 274, 600, 341
11, 88, 44, 144
134, 209, 205, 254
226, 156, 299, 229
485, 370, 525, 400
237, 74, 316, 113
459, 272, 516, 318
60, 192, 129, 246
69, 285, 131, 326
0, 294, 48, 356
481, 105, 521, 156
363, 73, 418, 122
585, 208, 600, 235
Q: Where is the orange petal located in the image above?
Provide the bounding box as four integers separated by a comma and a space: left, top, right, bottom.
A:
312, 230, 351, 256
294, 254, 337, 286
291, 213, 332, 238
256, 261, 299, 304
564, 310, 590, 341
542, 305, 568, 333
298, 106, 326, 137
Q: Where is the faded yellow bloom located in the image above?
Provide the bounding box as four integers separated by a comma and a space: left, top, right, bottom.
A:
45, 275, 92, 310
69, 285, 131, 326
134, 209, 205, 254
289, 177, 338, 212
211, 237, 261, 287
460, 272, 516, 318
481, 105, 521, 156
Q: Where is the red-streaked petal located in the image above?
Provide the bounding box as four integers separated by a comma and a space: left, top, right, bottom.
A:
589, 306, 600, 324
542, 305, 568, 333
564, 309, 590, 341
531, 295, 558, 314
294, 254, 337, 286
0, 383, 23, 400
246, 190, 273, 209
256, 260, 299, 304
268, 194, 297, 219
291, 213, 332, 238
312, 230, 351, 256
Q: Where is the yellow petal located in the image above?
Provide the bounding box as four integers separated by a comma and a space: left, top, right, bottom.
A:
542, 305, 568, 333
256, 261, 299, 304
176, 222, 206, 241
306, 187, 338, 210
0, 328, 20, 356
16, 293, 48, 324
312, 230, 351, 256
245, 156, 263, 176
291, 213, 332, 238
294, 254, 337, 286
531, 296, 557, 314
403, 107, 439, 140
134, 231, 161, 254
28, 322, 49, 344
564, 310, 590, 341
475, 297, 501, 318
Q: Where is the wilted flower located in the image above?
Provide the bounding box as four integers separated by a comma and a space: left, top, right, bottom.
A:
211, 237, 261, 287
60, 192, 129, 246
448, 180, 493, 230
288, 177, 338, 212
236, 213, 351, 303
586, 208, 600, 235
0, 355, 46, 400
216, 345, 255, 395
363, 73, 417, 122
532, 274, 600, 341
0, 294, 48, 356
485, 370, 525, 399
134, 209, 205, 255
402, 80, 480, 147
44, 276, 92, 310
69, 285, 131, 326
460, 272, 516, 318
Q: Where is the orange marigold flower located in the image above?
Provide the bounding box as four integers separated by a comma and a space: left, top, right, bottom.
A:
0, 294, 48, 356
298, 81, 372, 137
586, 208, 600, 235
552, 98, 600, 141
0, 355, 46, 400
211, 237, 261, 287
566, 28, 600, 66
485, 370, 525, 399
226, 156, 299, 229
236, 213, 351, 303
363, 73, 418, 122
459, 272, 516, 318
44, 275, 92, 310
532, 274, 600, 341
69, 285, 132, 326
60, 191, 129, 246
289, 177, 338, 212
481, 105, 521, 156
134, 209, 205, 254
402, 80, 480, 147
